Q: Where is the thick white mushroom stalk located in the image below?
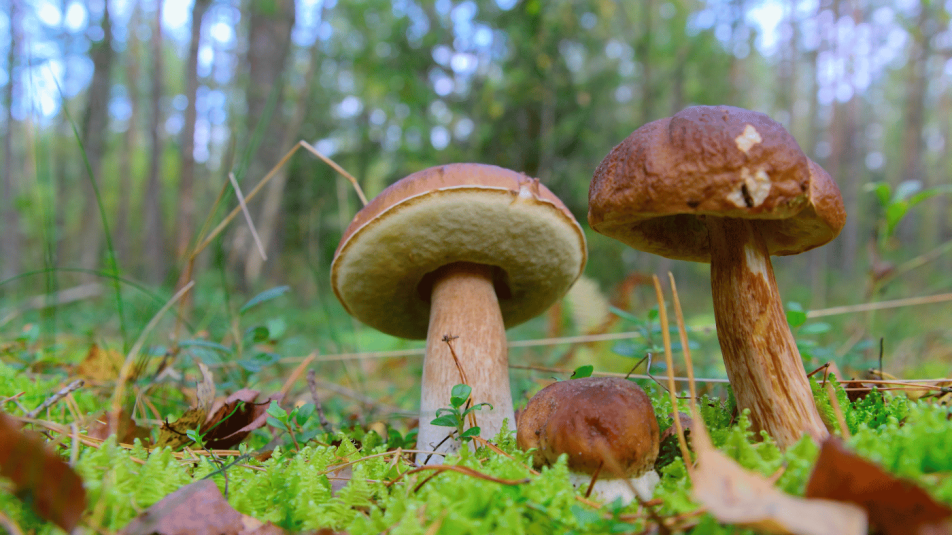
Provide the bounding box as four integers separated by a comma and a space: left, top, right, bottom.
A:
416, 262, 514, 462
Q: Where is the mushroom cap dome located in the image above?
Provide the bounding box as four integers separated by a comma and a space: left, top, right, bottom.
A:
588, 105, 846, 262
332, 163, 587, 339
517, 376, 659, 478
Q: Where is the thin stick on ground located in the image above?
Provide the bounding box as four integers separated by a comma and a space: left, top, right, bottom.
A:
307, 368, 333, 434
806, 292, 952, 318
172, 140, 369, 341
442, 334, 477, 429
652, 275, 692, 467
279, 352, 316, 400
226, 172, 267, 260
668, 273, 698, 402
26, 380, 84, 419
192, 141, 368, 258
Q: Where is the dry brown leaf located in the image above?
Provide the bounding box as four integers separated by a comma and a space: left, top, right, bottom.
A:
88, 408, 152, 445
120, 479, 286, 535
690, 410, 867, 535
199, 389, 281, 450
75, 343, 125, 382
805, 437, 952, 535
154, 363, 216, 449
0, 411, 86, 531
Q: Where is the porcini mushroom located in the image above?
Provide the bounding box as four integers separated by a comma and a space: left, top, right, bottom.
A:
517, 377, 660, 503
332, 163, 586, 461
588, 105, 845, 448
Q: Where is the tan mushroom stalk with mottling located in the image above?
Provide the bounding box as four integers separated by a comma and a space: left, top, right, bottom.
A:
517, 377, 661, 504
332, 164, 586, 462
588, 105, 846, 449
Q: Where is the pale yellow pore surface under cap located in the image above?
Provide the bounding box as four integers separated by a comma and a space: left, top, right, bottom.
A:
332, 178, 587, 340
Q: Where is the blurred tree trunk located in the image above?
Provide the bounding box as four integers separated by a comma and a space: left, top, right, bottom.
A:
1, 0, 21, 281
778, 0, 798, 134
245, 16, 323, 282
937, 70, 952, 260
727, 0, 746, 105
236, 0, 296, 285
836, 4, 861, 276
76, 2, 115, 276
143, 1, 167, 284
896, 3, 932, 246
176, 0, 212, 267
807, 0, 833, 306
116, 1, 141, 266
637, 0, 653, 125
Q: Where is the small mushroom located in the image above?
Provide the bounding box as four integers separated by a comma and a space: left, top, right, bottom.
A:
588, 105, 846, 448
517, 377, 660, 504
332, 163, 586, 461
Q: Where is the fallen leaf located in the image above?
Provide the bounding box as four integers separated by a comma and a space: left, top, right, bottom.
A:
0, 411, 86, 531
120, 479, 285, 535
88, 409, 152, 445
154, 363, 216, 449
842, 379, 877, 403
200, 389, 281, 450
689, 410, 867, 535
805, 437, 952, 535
75, 343, 125, 382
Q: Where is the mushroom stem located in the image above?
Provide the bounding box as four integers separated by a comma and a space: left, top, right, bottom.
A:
707, 217, 829, 448
417, 262, 513, 463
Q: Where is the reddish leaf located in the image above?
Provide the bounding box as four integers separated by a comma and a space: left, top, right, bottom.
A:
805, 437, 952, 535
121, 479, 266, 535
842, 380, 877, 403
0, 411, 86, 531
200, 389, 281, 450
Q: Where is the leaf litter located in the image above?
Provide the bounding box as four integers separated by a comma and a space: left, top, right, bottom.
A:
0, 410, 86, 532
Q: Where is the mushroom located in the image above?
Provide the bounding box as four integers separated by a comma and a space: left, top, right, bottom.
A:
332, 163, 586, 461
517, 377, 660, 504
588, 105, 846, 449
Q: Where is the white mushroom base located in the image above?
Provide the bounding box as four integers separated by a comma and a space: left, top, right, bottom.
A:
568, 470, 661, 505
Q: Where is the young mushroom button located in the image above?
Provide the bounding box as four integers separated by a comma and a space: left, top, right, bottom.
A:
517, 377, 661, 504
332, 163, 587, 463
588, 105, 846, 449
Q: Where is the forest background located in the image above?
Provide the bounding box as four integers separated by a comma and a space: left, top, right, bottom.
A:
1, 0, 951, 396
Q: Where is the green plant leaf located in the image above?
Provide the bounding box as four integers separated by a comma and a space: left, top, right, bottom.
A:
462, 403, 492, 417
266, 401, 287, 422
430, 415, 459, 428
178, 339, 234, 354
459, 427, 480, 439
571, 365, 594, 379
450, 384, 472, 408
864, 181, 891, 207
609, 305, 642, 324
245, 325, 271, 343
239, 285, 291, 314
295, 403, 315, 426
786, 302, 807, 328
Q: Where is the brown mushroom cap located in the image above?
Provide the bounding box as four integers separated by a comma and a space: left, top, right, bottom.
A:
588, 105, 846, 262
516, 377, 659, 478
332, 163, 587, 340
